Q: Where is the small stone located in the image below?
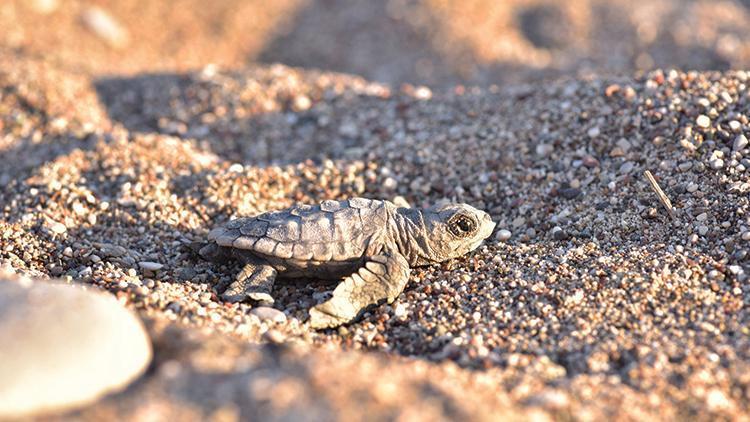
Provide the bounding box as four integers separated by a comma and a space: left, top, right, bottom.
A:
251, 306, 287, 323
81, 6, 130, 48
696, 213, 708, 222
98, 243, 127, 258
551, 226, 568, 240
383, 177, 398, 190
587, 127, 600, 137
686, 183, 700, 193
582, 156, 599, 168
697, 225, 709, 236
292, 95, 312, 112
678, 161, 693, 172
558, 187, 581, 200
177, 267, 197, 281
734, 134, 748, 152
696, 115, 711, 129
536, 143, 554, 157
512, 217, 526, 228
728, 265, 743, 275
0, 278, 151, 418
495, 229, 512, 242
49, 222, 67, 234
710, 159, 725, 170
706, 388, 733, 412
742, 231, 750, 241
138, 261, 163, 272
616, 138, 631, 152
394, 303, 408, 318
619, 161, 635, 174
728, 120, 742, 132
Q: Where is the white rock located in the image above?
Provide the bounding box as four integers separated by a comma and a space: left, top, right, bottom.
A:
495, 229, 512, 242
49, 221, 67, 234
734, 134, 748, 152
251, 306, 287, 323
394, 303, 408, 318
138, 261, 163, 272
696, 115, 711, 128
81, 6, 130, 48
0, 279, 151, 418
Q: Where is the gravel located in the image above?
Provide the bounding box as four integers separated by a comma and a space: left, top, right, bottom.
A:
2, 3, 750, 419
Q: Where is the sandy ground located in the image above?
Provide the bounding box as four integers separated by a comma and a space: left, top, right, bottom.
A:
2, 0, 750, 420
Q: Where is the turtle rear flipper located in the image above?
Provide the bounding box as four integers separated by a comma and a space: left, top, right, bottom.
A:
189, 242, 233, 264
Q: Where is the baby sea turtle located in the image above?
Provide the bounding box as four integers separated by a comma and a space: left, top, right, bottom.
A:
199, 198, 495, 329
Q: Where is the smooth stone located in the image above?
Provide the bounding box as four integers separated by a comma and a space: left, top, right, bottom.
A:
0, 278, 152, 418
138, 261, 163, 272
495, 229, 512, 242
734, 134, 748, 152
250, 306, 287, 324
696, 115, 711, 128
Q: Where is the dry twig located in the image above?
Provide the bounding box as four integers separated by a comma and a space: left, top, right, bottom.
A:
644, 170, 675, 219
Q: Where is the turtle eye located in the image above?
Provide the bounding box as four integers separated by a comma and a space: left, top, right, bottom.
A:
448, 214, 477, 237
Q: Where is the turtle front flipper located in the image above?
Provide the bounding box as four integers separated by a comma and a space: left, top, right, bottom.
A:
309, 253, 410, 329
221, 258, 277, 305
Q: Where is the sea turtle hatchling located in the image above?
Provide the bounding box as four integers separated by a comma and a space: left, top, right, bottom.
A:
199, 198, 496, 329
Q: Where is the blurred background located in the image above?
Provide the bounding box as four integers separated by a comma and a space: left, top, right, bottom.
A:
4, 0, 750, 87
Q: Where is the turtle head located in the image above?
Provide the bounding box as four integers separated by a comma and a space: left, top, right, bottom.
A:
420, 202, 496, 262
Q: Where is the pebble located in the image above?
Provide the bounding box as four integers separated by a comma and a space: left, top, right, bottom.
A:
512, 217, 526, 228
81, 6, 130, 48
734, 134, 748, 152
0, 278, 151, 418
710, 158, 725, 170
394, 303, 408, 319
495, 229, 512, 242
250, 306, 287, 323
696, 115, 711, 128
98, 243, 127, 257
558, 187, 581, 200
138, 261, 163, 272
383, 177, 398, 190
536, 143, 554, 157
49, 222, 67, 234
619, 161, 634, 174
551, 226, 568, 240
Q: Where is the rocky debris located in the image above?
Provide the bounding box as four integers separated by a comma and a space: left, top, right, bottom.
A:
0, 273, 151, 418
